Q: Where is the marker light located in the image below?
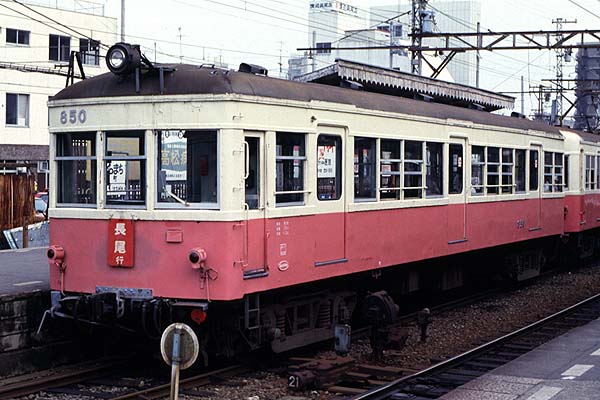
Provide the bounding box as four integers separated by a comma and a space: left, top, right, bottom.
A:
105, 42, 141, 76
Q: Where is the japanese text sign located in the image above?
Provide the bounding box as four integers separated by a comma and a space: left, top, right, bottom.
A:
107, 219, 134, 268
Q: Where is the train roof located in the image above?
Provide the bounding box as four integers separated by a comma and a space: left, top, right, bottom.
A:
52, 63, 562, 136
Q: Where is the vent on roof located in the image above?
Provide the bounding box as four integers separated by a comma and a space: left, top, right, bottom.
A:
239, 63, 268, 76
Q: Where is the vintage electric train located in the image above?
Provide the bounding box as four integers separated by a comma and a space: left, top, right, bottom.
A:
43, 43, 600, 359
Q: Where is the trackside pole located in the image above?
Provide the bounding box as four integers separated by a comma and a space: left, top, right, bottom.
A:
170, 328, 181, 400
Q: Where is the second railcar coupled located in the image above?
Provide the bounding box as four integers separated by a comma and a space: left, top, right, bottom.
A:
43, 43, 600, 359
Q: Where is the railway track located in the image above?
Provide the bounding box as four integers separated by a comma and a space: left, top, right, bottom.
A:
0, 356, 248, 400
343, 292, 600, 399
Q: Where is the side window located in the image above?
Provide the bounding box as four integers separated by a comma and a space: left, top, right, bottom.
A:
426, 142, 443, 197
354, 137, 376, 201
487, 147, 500, 195
554, 153, 564, 192
449, 144, 463, 194
56, 132, 96, 205
276, 132, 306, 205
515, 149, 526, 192
380, 139, 402, 200
157, 130, 217, 206
404, 140, 423, 199
49, 34, 71, 62
530, 150, 539, 191
471, 146, 485, 195
317, 135, 342, 201
543, 152, 563, 193
565, 155, 570, 191
105, 131, 146, 206
501, 148, 514, 194
585, 154, 595, 191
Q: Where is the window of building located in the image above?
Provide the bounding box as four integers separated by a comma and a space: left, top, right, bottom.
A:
6, 28, 29, 45
471, 146, 485, 195
158, 130, 217, 206
530, 150, 539, 191
380, 139, 402, 200
79, 38, 100, 65
449, 144, 463, 194
105, 132, 146, 206
56, 132, 96, 205
49, 34, 71, 62
316, 42, 331, 54
6, 93, 29, 126
515, 149, 526, 192
317, 135, 342, 200
426, 142, 442, 197
276, 132, 306, 205
354, 137, 376, 201
544, 151, 563, 193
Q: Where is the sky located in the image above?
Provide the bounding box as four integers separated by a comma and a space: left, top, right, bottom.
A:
102, 0, 600, 117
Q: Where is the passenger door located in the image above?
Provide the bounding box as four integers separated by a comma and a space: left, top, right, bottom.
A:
314, 126, 346, 266
243, 133, 267, 276
447, 138, 468, 244
529, 144, 542, 231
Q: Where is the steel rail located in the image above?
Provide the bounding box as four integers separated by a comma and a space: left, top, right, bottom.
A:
0, 357, 130, 399
351, 292, 600, 400
110, 364, 249, 400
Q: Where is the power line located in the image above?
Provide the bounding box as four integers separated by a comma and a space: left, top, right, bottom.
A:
566, 0, 600, 20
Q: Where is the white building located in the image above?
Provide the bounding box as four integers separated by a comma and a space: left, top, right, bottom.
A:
290, 0, 410, 78
290, 0, 481, 86
0, 0, 117, 189
371, 0, 482, 86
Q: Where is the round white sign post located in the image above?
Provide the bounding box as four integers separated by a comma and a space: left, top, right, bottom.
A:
160, 323, 200, 400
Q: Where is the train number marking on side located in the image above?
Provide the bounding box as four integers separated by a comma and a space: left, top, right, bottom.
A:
280, 243, 287, 256
60, 109, 87, 125
288, 375, 299, 389
516, 219, 525, 229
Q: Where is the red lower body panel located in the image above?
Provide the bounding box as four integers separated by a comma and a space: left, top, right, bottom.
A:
50, 198, 564, 301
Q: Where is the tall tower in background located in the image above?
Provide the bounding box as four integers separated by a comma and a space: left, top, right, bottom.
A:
574, 47, 600, 132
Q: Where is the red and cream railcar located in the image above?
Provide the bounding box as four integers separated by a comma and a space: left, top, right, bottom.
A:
45, 46, 573, 355
562, 130, 600, 256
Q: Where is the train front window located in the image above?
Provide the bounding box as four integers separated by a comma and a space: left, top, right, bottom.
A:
105, 131, 146, 206
157, 130, 218, 206
56, 132, 96, 205
275, 132, 306, 205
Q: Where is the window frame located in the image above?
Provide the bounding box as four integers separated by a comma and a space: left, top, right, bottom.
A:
104, 131, 147, 208
543, 151, 563, 193
79, 38, 100, 66
275, 132, 307, 206
49, 34, 71, 62
316, 134, 342, 201
55, 132, 97, 207
353, 137, 377, 202
6, 28, 30, 45
5, 93, 29, 127
156, 129, 220, 210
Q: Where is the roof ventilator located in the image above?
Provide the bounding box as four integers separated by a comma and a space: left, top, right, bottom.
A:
238, 63, 268, 76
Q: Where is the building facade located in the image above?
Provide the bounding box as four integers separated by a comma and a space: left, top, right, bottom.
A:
0, 0, 117, 190
574, 46, 600, 133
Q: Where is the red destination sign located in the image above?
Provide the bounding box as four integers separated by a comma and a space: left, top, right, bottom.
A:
107, 219, 134, 268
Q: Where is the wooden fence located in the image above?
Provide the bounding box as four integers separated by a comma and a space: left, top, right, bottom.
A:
0, 174, 34, 233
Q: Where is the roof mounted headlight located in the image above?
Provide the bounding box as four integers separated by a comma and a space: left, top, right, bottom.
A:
106, 42, 141, 76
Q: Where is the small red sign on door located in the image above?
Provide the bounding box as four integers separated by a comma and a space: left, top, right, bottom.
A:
107, 219, 134, 268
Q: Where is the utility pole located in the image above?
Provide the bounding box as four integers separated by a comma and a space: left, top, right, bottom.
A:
120, 0, 125, 42
521, 76, 525, 116
311, 30, 317, 72
552, 18, 577, 125
476, 22, 481, 88
411, 0, 429, 75
178, 27, 183, 64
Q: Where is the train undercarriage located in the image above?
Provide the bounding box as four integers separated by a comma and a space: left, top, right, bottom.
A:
41, 231, 600, 362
